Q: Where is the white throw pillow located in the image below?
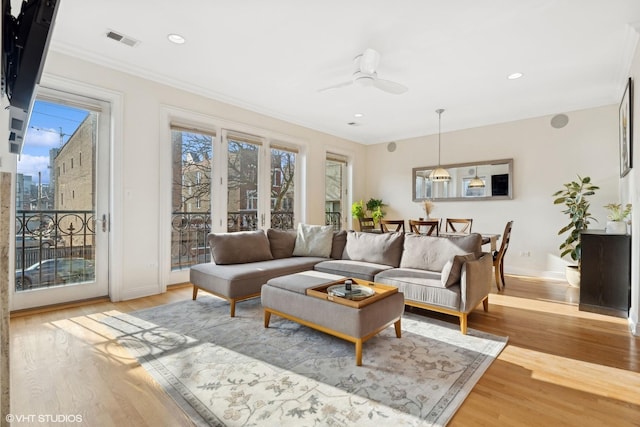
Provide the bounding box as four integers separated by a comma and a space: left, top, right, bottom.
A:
292, 224, 335, 257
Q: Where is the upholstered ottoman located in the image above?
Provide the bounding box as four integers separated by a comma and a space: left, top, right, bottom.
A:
261, 270, 405, 366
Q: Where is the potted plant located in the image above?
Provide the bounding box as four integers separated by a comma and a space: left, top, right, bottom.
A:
366, 198, 385, 225
351, 200, 365, 219
552, 175, 599, 287
604, 203, 631, 234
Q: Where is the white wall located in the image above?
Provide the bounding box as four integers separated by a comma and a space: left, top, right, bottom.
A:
40, 51, 366, 301
365, 106, 620, 279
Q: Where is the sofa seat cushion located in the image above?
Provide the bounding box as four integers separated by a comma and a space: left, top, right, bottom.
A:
266, 270, 345, 294
314, 259, 394, 281
190, 257, 324, 299
374, 268, 461, 311
400, 233, 482, 272
342, 231, 404, 267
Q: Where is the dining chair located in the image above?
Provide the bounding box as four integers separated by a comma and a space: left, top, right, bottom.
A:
358, 217, 376, 232
493, 220, 514, 291
380, 219, 405, 233
409, 219, 440, 236
445, 218, 473, 233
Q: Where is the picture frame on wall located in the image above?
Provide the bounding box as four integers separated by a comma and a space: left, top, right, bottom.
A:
619, 77, 633, 178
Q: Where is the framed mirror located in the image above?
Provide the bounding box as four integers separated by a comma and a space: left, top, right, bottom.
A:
413, 158, 513, 201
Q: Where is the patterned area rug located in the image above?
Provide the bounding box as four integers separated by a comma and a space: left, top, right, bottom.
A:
100, 296, 507, 426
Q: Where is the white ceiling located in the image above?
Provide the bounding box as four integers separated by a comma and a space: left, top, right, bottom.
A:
42, 0, 640, 144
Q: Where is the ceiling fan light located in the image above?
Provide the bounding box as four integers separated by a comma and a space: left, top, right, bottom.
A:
429, 167, 451, 182
354, 75, 374, 87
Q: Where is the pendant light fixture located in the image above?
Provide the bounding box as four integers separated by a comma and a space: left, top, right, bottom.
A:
429, 108, 451, 182
468, 165, 486, 188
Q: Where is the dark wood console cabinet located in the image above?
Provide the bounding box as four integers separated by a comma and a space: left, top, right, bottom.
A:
579, 230, 631, 318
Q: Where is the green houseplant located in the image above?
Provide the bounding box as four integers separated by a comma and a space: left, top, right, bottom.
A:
366, 198, 385, 225
351, 200, 365, 219
552, 175, 599, 286
604, 203, 631, 234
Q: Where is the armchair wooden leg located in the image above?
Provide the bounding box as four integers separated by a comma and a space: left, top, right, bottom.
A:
482, 297, 489, 312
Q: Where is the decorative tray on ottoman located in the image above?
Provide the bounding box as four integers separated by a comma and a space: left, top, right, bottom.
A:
306, 278, 398, 308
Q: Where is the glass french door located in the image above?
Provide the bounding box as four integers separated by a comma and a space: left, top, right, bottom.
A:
170, 126, 214, 270
325, 153, 348, 230
12, 89, 110, 310
225, 131, 261, 231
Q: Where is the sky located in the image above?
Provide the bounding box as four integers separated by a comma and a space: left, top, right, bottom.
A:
17, 100, 89, 185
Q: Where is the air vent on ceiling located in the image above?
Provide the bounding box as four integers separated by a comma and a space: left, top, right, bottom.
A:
106, 30, 140, 47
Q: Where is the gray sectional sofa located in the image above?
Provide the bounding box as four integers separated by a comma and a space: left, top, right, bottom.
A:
190, 226, 492, 333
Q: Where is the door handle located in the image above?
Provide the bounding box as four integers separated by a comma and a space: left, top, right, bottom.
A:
97, 214, 108, 232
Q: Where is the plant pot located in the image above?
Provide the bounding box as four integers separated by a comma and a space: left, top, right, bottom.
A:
605, 221, 627, 234
565, 265, 580, 288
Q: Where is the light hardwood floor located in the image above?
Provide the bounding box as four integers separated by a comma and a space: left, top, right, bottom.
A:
9, 277, 640, 426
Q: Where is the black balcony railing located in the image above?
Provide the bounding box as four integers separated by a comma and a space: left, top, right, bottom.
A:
325, 212, 341, 231
171, 210, 342, 270
16, 210, 96, 291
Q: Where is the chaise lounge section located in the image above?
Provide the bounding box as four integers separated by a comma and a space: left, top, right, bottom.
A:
190, 228, 346, 316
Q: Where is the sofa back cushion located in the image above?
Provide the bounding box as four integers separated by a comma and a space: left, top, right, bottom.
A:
441, 253, 477, 287
341, 231, 404, 267
292, 224, 335, 257
208, 230, 273, 264
400, 233, 482, 272
267, 229, 297, 259
330, 230, 347, 259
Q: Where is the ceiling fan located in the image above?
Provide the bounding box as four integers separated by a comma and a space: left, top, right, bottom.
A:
319, 48, 408, 95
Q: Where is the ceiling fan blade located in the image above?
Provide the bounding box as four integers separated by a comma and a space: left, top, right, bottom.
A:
318, 80, 354, 92
373, 78, 408, 94
359, 48, 380, 74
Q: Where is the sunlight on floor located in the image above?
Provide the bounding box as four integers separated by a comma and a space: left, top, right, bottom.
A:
489, 290, 630, 326
498, 344, 640, 406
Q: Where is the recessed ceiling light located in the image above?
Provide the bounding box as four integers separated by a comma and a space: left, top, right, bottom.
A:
167, 33, 186, 44
354, 113, 364, 118
507, 72, 523, 80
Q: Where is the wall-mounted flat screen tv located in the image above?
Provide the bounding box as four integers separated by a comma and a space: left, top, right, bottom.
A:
2, 0, 60, 154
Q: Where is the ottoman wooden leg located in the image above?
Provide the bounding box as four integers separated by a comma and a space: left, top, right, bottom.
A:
192, 286, 198, 300
230, 300, 236, 317
355, 339, 363, 366
394, 319, 402, 338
